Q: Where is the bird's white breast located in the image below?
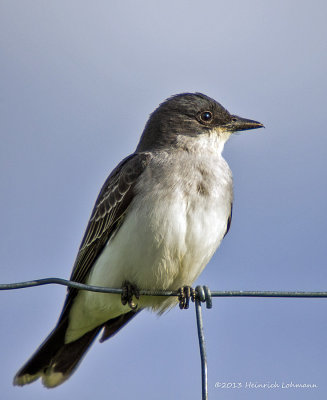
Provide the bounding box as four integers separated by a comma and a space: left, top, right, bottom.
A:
66, 143, 232, 342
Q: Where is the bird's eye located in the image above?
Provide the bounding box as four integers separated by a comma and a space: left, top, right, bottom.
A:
199, 111, 213, 123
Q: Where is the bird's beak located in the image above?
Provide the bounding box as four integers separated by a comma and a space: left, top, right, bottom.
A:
227, 115, 264, 132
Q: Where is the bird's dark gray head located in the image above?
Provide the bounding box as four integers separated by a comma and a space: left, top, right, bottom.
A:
136, 93, 263, 152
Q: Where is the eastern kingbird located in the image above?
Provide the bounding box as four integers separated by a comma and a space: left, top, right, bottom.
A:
14, 93, 263, 388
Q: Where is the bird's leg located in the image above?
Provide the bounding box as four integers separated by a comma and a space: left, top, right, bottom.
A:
121, 280, 140, 310
177, 286, 196, 309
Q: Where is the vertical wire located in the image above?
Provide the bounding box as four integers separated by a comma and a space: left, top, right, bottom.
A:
195, 298, 208, 400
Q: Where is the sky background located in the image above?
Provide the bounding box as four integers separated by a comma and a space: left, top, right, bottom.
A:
1, 1, 327, 399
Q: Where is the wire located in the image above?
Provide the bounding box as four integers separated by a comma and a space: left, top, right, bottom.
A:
1, 278, 327, 400
2, 279, 327, 298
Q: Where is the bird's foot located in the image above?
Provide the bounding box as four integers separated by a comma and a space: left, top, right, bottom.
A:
177, 286, 196, 309
121, 281, 140, 310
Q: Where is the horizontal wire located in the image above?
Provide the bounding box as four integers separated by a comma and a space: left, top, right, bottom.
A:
1, 278, 327, 298
210, 290, 327, 298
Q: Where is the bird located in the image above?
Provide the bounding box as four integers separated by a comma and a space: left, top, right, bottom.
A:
14, 92, 263, 388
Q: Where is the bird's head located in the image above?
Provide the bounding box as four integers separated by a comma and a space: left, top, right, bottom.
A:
136, 93, 264, 152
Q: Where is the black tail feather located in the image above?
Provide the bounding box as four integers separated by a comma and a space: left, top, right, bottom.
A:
14, 310, 141, 387
100, 310, 140, 342
14, 318, 102, 387
14, 318, 68, 382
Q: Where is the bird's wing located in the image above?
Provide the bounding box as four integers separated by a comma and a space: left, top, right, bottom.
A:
60, 152, 153, 318
223, 203, 233, 238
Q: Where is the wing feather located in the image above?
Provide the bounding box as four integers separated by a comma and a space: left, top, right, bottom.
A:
59, 152, 152, 318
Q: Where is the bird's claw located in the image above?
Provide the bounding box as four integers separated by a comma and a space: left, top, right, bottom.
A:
178, 286, 196, 309
121, 281, 140, 310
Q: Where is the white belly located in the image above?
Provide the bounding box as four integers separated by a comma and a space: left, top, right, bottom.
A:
66, 152, 232, 342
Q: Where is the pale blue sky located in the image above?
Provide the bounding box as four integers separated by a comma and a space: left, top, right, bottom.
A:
1, 1, 327, 399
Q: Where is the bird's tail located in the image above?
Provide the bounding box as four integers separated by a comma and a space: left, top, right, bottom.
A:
13, 310, 140, 388
13, 318, 102, 388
